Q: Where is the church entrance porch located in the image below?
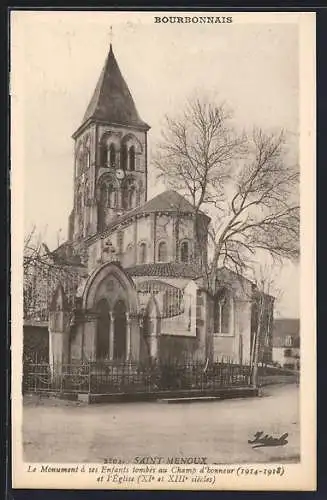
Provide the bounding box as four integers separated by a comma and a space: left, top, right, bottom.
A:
76, 262, 140, 363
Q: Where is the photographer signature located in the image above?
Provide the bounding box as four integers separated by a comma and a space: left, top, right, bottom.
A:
248, 431, 289, 449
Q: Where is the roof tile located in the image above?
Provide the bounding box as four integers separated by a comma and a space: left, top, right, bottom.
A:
125, 262, 202, 279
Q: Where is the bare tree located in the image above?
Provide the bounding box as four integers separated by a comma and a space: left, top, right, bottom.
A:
24, 225, 46, 271
248, 264, 281, 386
154, 97, 246, 209
23, 226, 83, 321
154, 96, 300, 293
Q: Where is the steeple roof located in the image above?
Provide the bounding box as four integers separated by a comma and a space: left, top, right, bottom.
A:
81, 44, 149, 130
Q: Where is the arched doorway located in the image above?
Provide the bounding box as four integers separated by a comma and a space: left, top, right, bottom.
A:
113, 300, 127, 360
96, 299, 110, 360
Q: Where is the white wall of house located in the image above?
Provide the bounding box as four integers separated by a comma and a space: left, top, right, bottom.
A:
272, 347, 300, 368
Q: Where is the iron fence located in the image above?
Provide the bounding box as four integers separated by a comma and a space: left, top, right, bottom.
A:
23, 361, 52, 393
23, 358, 252, 395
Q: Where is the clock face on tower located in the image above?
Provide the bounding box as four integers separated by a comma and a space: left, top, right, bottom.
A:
115, 169, 125, 180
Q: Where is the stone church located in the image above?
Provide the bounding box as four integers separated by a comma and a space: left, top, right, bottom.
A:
25, 44, 273, 369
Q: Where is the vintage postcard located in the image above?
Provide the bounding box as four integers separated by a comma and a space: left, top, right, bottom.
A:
11, 10, 316, 491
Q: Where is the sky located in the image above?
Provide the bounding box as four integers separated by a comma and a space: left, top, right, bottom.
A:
12, 11, 300, 317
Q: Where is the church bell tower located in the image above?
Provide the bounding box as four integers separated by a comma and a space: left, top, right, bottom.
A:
68, 43, 150, 242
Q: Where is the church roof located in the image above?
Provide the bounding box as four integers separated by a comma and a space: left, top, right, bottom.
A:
138, 190, 203, 215
80, 44, 149, 131
140, 190, 204, 213
85, 190, 210, 245
125, 262, 203, 279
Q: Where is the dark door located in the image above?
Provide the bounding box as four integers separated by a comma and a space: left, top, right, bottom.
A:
113, 300, 127, 360
96, 299, 110, 360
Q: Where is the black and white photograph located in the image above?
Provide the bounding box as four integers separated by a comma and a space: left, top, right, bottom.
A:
11, 11, 316, 490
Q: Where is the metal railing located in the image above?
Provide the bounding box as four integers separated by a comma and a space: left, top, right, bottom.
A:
23, 358, 252, 395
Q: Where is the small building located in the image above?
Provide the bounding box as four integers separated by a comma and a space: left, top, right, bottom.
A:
272, 318, 300, 370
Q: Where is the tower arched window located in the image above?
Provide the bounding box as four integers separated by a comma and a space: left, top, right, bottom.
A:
157, 241, 168, 263
122, 183, 128, 210
85, 149, 91, 168
122, 180, 136, 210
180, 241, 189, 263
78, 151, 84, 175
84, 180, 90, 206
100, 144, 108, 166
98, 195, 105, 232
99, 183, 108, 207
129, 186, 137, 209
109, 144, 116, 169
139, 243, 147, 264
76, 189, 82, 211
120, 144, 128, 170
129, 146, 135, 171
108, 184, 116, 208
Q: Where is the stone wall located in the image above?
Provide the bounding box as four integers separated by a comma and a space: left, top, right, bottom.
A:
210, 298, 252, 363
159, 335, 199, 362
86, 212, 198, 271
